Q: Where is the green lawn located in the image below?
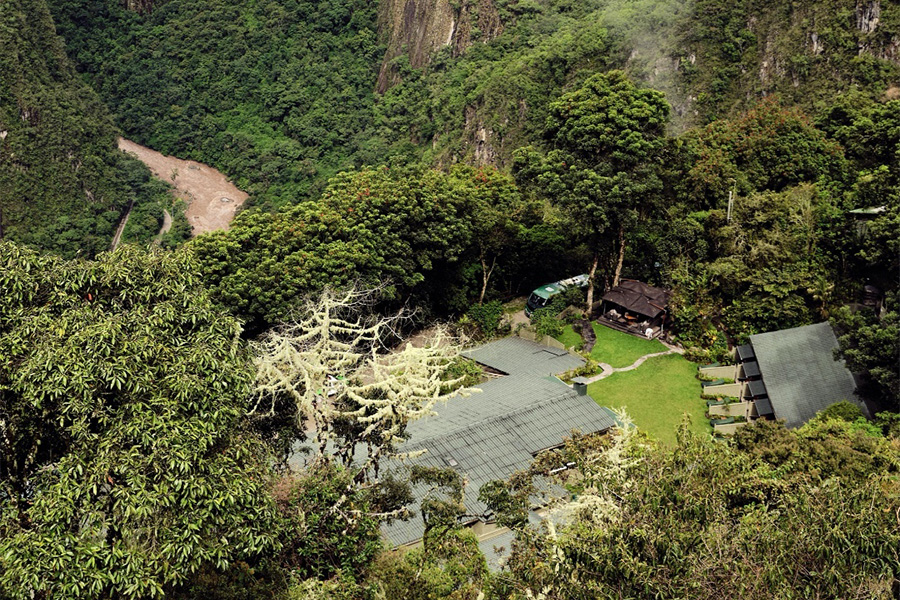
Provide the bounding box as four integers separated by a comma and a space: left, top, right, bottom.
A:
557, 322, 666, 368
587, 353, 709, 446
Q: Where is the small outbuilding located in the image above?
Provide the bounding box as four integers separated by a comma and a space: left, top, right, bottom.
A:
597, 279, 671, 339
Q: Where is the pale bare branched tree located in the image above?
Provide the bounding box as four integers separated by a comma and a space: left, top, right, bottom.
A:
250, 285, 475, 479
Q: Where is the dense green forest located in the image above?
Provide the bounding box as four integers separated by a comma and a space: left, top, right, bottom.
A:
49, 0, 900, 208
0, 0, 185, 257
2, 0, 899, 597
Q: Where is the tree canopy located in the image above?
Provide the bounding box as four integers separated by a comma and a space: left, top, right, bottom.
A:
514, 70, 670, 308
194, 165, 543, 329
0, 242, 278, 599
482, 418, 900, 600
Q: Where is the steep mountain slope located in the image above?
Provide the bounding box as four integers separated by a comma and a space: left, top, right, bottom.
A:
51, 0, 385, 209
0, 0, 161, 257
49, 0, 900, 206
678, 0, 900, 121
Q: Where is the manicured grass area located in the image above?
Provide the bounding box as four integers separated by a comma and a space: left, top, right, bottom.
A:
557, 322, 666, 368
556, 325, 583, 351
587, 353, 709, 446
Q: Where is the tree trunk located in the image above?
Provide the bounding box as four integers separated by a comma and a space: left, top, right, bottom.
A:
478, 254, 496, 305
612, 224, 626, 289
585, 252, 600, 315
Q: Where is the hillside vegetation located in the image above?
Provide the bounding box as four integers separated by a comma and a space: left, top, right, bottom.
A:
1, 1, 899, 597
0, 0, 177, 258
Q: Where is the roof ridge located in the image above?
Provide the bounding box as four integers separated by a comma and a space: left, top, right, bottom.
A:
404, 382, 578, 449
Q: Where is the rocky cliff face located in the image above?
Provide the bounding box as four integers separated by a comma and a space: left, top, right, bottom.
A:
376, 0, 502, 92
679, 0, 900, 121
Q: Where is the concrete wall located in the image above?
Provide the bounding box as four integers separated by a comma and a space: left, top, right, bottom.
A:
703, 382, 742, 397
709, 402, 752, 418
713, 422, 748, 436
542, 335, 566, 350
699, 365, 737, 379
516, 328, 566, 350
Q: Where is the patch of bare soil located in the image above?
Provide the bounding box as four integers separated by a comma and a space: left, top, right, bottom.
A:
118, 138, 248, 236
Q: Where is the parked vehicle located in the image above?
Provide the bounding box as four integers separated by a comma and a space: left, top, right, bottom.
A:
525, 274, 589, 318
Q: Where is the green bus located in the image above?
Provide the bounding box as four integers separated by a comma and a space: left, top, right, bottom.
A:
525, 274, 589, 318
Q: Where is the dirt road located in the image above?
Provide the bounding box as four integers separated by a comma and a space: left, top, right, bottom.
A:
110, 199, 134, 250
118, 138, 248, 235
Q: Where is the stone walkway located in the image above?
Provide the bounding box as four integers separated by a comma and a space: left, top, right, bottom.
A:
582, 339, 684, 384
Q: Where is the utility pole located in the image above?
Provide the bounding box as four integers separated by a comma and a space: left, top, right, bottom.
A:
726, 178, 736, 223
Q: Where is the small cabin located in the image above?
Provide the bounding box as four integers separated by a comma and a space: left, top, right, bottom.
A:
597, 279, 671, 339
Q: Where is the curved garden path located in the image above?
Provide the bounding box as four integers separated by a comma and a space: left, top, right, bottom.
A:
583, 340, 684, 383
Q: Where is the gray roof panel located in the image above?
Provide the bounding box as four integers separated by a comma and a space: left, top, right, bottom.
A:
740, 360, 761, 379
750, 323, 862, 428
737, 344, 756, 362
747, 379, 768, 398
463, 337, 584, 377
382, 337, 616, 547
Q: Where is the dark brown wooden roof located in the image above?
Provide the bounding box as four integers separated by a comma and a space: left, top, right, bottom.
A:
601, 279, 671, 319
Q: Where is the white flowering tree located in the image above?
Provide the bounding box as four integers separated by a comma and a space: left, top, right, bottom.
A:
250, 286, 474, 479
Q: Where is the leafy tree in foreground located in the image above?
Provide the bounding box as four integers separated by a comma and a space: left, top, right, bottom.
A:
0, 241, 279, 599
514, 71, 670, 311
370, 527, 488, 600
483, 418, 900, 599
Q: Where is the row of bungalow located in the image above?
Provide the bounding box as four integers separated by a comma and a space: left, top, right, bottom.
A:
701, 322, 869, 434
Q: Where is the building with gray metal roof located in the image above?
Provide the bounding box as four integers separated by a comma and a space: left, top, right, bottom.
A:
382, 336, 617, 549
749, 322, 865, 428
462, 336, 585, 377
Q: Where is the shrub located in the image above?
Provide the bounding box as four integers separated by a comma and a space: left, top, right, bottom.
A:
441, 357, 484, 391
534, 313, 564, 338
817, 400, 865, 423
466, 300, 504, 339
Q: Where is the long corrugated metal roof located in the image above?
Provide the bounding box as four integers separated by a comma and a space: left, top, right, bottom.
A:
382, 337, 616, 547
382, 388, 617, 546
